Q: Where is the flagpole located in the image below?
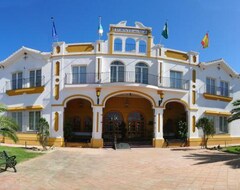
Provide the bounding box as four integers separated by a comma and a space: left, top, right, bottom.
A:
51, 17, 58, 42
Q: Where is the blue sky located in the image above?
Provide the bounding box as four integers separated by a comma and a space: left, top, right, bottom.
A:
1, 0, 240, 72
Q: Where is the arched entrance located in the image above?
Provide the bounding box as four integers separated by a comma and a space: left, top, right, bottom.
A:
64, 98, 92, 143
163, 101, 187, 141
103, 93, 153, 146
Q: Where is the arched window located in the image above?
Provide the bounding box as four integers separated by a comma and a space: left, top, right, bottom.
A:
125, 38, 136, 52
135, 62, 148, 84
114, 38, 122, 51
128, 112, 144, 139
110, 61, 124, 82
139, 40, 146, 53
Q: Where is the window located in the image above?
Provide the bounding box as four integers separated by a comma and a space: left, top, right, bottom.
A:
29, 111, 40, 131
12, 72, 23, 90
135, 62, 148, 84
110, 61, 124, 82
72, 66, 87, 84
170, 71, 183, 89
220, 81, 229, 97
114, 38, 122, 51
30, 69, 42, 87
12, 112, 23, 132
205, 115, 228, 134
125, 38, 136, 52
206, 77, 216, 94
139, 40, 146, 53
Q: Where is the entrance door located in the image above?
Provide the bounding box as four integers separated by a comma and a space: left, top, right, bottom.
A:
127, 112, 144, 141
103, 112, 123, 143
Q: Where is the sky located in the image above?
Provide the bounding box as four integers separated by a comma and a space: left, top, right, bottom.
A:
0, 0, 240, 72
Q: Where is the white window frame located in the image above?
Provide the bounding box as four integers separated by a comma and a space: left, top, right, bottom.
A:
72, 65, 87, 84
29, 69, 42, 88
28, 111, 41, 131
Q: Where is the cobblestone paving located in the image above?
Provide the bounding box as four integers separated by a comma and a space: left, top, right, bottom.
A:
1, 147, 240, 190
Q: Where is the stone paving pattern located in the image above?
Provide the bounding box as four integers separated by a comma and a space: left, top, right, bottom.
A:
1, 147, 240, 190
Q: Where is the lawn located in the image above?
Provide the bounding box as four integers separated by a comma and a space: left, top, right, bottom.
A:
223, 146, 240, 154
0, 145, 44, 163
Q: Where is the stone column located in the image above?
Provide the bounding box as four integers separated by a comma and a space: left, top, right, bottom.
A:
91, 106, 103, 148
153, 108, 164, 147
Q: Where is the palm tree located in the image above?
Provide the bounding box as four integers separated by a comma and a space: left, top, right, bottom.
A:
196, 117, 215, 149
37, 117, 50, 150
0, 104, 19, 143
228, 100, 240, 123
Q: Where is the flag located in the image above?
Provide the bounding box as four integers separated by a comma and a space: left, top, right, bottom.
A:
51, 17, 58, 41
201, 33, 209, 48
98, 16, 103, 37
161, 22, 168, 39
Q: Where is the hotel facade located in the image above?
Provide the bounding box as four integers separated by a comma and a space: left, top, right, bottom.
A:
0, 21, 240, 148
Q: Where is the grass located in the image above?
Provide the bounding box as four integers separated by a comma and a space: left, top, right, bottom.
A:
223, 146, 240, 154
0, 145, 44, 163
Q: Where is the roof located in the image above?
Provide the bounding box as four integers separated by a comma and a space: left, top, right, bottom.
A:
0, 46, 50, 67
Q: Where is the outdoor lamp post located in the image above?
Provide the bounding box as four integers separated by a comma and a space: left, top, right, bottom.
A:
158, 91, 164, 106
96, 88, 101, 104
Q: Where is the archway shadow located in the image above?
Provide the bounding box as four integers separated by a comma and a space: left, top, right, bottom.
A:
183, 151, 240, 169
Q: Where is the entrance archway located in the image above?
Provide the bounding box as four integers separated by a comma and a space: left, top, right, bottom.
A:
103, 93, 153, 146
163, 101, 187, 140
64, 98, 92, 143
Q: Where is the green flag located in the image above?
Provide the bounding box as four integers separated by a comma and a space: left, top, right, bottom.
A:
161, 22, 168, 39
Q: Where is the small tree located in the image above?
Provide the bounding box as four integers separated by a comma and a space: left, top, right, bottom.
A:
37, 117, 50, 150
196, 117, 215, 149
0, 104, 18, 143
178, 120, 188, 146
228, 100, 240, 123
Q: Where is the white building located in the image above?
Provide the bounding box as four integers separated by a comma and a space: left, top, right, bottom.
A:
0, 21, 240, 148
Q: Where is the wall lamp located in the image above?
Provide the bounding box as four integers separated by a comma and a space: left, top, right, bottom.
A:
158, 91, 164, 106
96, 88, 101, 104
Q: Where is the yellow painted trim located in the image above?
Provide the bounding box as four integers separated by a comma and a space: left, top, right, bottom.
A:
6, 86, 44, 96
96, 112, 99, 132
97, 58, 100, 80
147, 35, 152, 57
51, 53, 198, 66
158, 114, 160, 133
159, 62, 162, 83
54, 84, 59, 100
165, 50, 189, 61
51, 94, 94, 107
203, 93, 233, 102
54, 112, 59, 132
192, 115, 196, 133
66, 44, 94, 53
162, 98, 189, 110
109, 32, 113, 54
192, 90, 196, 105
192, 69, 196, 83
56, 46, 61, 54
152, 138, 164, 148
205, 110, 231, 116
8, 105, 44, 111
102, 90, 157, 108
91, 138, 103, 148
55, 61, 60, 76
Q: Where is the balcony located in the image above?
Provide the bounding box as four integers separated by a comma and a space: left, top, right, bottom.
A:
6, 77, 45, 96
203, 85, 233, 102
65, 72, 189, 90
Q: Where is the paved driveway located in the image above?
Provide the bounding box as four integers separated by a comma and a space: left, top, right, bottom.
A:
1, 147, 240, 190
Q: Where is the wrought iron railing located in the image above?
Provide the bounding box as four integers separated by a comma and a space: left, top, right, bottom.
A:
65, 72, 189, 90
5, 76, 45, 90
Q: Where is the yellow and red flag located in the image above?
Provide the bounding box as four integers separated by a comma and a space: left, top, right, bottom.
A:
201, 33, 209, 48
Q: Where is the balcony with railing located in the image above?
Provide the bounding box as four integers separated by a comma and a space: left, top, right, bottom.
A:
65, 72, 189, 90
5, 76, 45, 96
203, 85, 233, 102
